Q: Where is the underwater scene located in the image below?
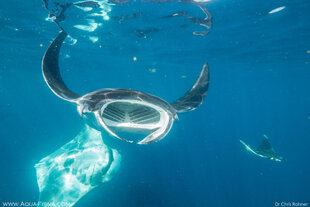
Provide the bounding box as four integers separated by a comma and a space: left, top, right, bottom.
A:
0, 0, 310, 206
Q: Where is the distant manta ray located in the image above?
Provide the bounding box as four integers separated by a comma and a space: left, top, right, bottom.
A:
240, 135, 283, 162
42, 26, 210, 144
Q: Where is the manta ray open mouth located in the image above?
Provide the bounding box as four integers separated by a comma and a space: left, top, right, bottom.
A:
100, 101, 169, 136
101, 102, 161, 125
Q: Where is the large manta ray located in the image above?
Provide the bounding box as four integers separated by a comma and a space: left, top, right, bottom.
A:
42, 29, 209, 144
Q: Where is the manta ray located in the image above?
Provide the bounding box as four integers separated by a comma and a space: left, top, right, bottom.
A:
240, 135, 283, 162
42, 28, 209, 144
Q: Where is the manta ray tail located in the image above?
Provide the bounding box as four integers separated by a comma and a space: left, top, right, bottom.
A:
42, 29, 81, 102
171, 62, 209, 113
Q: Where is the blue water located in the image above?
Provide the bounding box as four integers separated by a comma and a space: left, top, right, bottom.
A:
1, 0, 310, 206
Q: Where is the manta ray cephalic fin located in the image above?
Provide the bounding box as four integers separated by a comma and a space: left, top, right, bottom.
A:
42, 30, 81, 102
171, 62, 209, 113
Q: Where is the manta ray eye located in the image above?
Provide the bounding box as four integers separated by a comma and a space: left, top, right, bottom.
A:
77, 103, 92, 116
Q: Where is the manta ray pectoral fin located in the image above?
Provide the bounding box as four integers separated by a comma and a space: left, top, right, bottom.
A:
240, 139, 261, 156
240, 140, 253, 152
240, 139, 274, 159
42, 30, 81, 102
256, 135, 276, 154
171, 62, 209, 113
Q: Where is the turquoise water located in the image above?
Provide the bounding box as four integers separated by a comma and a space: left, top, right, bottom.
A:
0, 0, 310, 206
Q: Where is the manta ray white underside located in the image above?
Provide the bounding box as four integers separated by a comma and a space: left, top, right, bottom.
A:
35, 125, 121, 207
